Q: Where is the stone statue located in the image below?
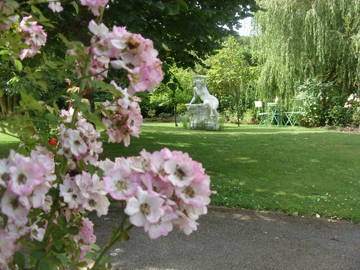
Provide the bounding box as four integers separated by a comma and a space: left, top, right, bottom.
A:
189, 75, 219, 118
185, 75, 220, 130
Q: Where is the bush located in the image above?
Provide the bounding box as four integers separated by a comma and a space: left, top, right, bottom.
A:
222, 109, 237, 123
241, 109, 256, 124
327, 105, 352, 127
352, 108, 360, 127
180, 114, 189, 128
177, 103, 187, 115
158, 112, 173, 119
147, 109, 156, 118
297, 79, 350, 127
343, 94, 360, 127
218, 115, 225, 130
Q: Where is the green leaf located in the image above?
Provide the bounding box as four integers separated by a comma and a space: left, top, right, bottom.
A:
38, 260, 51, 270
68, 226, 80, 235
53, 238, 64, 251
91, 244, 101, 251
30, 5, 48, 22
6, 0, 19, 9
20, 92, 42, 111
30, 250, 46, 260
53, 227, 66, 240
14, 59, 23, 72
76, 261, 88, 267
42, 22, 55, 28
154, 2, 165, 10
58, 216, 67, 227
176, 0, 188, 10
166, 3, 180, 15
57, 33, 69, 46
92, 80, 123, 98
45, 113, 58, 125
0, 50, 9, 55
161, 42, 170, 51
55, 253, 71, 265
14, 252, 26, 269
71, 1, 79, 13
168, 82, 177, 91
84, 110, 102, 126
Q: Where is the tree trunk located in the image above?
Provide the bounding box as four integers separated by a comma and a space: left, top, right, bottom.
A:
7, 94, 12, 114
0, 93, 20, 116
0, 95, 6, 116
174, 103, 178, 127
12, 94, 20, 112
172, 88, 178, 127
237, 105, 240, 127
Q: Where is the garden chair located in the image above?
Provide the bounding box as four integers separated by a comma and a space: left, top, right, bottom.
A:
284, 98, 305, 126
255, 101, 269, 125
267, 102, 282, 126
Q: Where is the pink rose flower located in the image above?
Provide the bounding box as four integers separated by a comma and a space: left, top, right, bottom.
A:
48, 1, 63, 13
80, 0, 108, 16
18, 16, 47, 59
125, 188, 165, 226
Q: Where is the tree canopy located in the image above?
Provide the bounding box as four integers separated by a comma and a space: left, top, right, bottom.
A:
253, 0, 360, 101
103, 0, 260, 67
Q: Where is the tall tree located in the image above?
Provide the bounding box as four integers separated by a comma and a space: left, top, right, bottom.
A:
206, 36, 259, 126
105, 0, 260, 68
253, 0, 360, 102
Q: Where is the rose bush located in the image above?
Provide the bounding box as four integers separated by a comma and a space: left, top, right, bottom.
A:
0, 1, 212, 269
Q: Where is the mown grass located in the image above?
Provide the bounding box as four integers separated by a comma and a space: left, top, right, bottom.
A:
1, 123, 360, 221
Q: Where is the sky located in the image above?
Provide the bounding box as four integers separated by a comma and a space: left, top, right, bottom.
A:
237, 17, 253, 36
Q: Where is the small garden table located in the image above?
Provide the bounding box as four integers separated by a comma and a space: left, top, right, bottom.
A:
284, 111, 303, 126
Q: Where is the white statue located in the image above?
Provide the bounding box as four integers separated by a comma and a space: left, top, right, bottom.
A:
185, 75, 220, 130
188, 75, 219, 118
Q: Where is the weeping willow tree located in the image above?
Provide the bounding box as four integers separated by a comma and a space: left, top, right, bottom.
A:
254, 0, 360, 102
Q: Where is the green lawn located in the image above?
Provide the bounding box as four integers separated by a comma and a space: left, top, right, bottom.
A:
1, 123, 360, 221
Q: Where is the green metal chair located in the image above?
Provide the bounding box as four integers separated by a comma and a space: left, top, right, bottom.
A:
267, 102, 282, 126
284, 98, 305, 126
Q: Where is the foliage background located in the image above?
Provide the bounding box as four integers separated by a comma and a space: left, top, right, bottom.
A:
253, 0, 360, 103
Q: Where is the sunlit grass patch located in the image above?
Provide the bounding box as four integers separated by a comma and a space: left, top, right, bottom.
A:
1, 123, 360, 222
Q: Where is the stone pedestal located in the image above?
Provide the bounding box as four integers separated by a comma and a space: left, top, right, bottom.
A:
186, 104, 220, 130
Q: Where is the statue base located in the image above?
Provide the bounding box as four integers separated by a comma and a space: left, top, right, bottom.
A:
185, 104, 220, 131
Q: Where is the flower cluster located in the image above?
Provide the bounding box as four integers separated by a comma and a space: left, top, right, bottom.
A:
100, 148, 211, 239
88, 20, 163, 94
0, 1, 18, 31
48, 1, 63, 13
102, 81, 143, 146
0, 148, 55, 268
89, 54, 110, 80
59, 172, 110, 217
0, 1, 212, 268
58, 108, 103, 169
18, 16, 47, 60
344, 93, 360, 108
80, 0, 108, 16
0, 230, 19, 270
75, 217, 97, 261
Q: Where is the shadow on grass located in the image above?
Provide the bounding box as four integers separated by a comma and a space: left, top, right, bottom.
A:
103, 124, 360, 221
1, 124, 360, 221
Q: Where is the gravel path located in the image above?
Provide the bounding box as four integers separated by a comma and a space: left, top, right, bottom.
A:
93, 206, 360, 270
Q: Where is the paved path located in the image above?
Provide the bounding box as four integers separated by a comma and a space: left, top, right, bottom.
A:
93, 207, 360, 270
